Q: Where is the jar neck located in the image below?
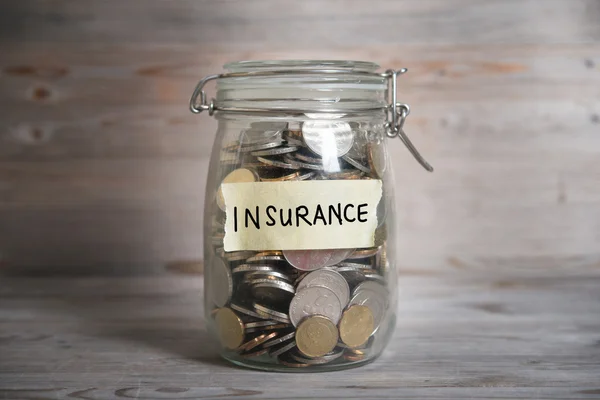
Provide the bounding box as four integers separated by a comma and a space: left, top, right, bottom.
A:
215, 60, 388, 114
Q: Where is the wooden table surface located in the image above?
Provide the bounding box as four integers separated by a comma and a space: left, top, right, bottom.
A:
1, 268, 599, 399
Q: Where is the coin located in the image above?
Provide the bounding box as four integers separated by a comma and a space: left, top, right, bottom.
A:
322, 169, 363, 180
262, 331, 295, 348
240, 139, 285, 153
278, 353, 310, 368
245, 323, 292, 334
350, 281, 389, 331
245, 270, 292, 283
290, 348, 344, 364
217, 168, 258, 211
296, 171, 316, 180
230, 303, 265, 320
343, 352, 366, 362
294, 150, 322, 164
256, 156, 298, 169
240, 348, 268, 358
219, 249, 256, 262
283, 154, 324, 171
215, 308, 245, 350
338, 305, 374, 348
239, 332, 277, 352
364, 272, 386, 285
250, 279, 295, 303
342, 154, 371, 174
283, 248, 354, 271
210, 257, 232, 308
251, 146, 298, 157
232, 264, 275, 274
337, 262, 372, 270
269, 340, 298, 358
349, 247, 380, 259
245, 254, 286, 263
296, 315, 339, 358
301, 121, 354, 157
260, 170, 300, 182
253, 302, 291, 324
297, 269, 350, 307
289, 285, 342, 326
244, 320, 283, 329
368, 142, 387, 178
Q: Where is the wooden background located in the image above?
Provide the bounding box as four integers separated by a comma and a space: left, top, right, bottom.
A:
1, 0, 600, 273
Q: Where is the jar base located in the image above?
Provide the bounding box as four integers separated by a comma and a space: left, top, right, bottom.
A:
221, 351, 379, 373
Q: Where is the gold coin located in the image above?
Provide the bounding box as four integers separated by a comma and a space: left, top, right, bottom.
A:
216, 168, 258, 211
296, 315, 338, 358
374, 224, 387, 246
339, 305, 374, 348
214, 308, 244, 350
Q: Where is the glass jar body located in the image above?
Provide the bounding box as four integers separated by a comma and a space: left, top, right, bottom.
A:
203, 111, 398, 371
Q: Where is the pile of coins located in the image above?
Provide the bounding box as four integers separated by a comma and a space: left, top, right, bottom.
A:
208, 120, 391, 368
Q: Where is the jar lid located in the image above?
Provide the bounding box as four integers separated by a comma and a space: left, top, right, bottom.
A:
190, 61, 433, 172
217, 60, 388, 114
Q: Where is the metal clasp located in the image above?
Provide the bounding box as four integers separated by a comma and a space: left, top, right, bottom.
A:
384, 69, 433, 172
189, 74, 219, 115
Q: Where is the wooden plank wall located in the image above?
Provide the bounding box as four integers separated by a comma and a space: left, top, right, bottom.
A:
0, 0, 599, 273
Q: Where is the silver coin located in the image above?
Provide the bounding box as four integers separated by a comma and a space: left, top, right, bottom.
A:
337, 262, 373, 270
345, 128, 369, 161
240, 140, 284, 153
251, 146, 298, 157
283, 248, 355, 271
230, 303, 265, 320
239, 122, 287, 144
268, 340, 297, 357
245, 270, 292, 283
262, 331, 295, 348
232, 264, 275, 274
294, 151, 322, 164
289, 285, 342, 326
256, 156, 299, 169
369, 141, 387, 178
342, 154, 371, 174
250, 279, 295, 303
210, 257, 232, 308
350, 281, 389, 331
301, 120, 354, 157
335, 267, 367, 289
297, 269, 350, 308
283, 154, 324, 171
244, 320, 283, 329
245, 323, 292, 333
253, 302, 291, 324
364, 272, 386, 286
290, 348, 344, 364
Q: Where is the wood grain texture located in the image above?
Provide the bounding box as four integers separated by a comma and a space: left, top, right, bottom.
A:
0, 271, 599, 398
1, 0, 600, 270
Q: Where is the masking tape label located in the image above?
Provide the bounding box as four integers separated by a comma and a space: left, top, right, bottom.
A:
222, 180, 382, 251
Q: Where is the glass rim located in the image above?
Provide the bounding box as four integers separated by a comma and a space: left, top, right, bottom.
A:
223, 60, 381, 72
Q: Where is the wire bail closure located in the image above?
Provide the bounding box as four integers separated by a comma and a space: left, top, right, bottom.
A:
189, 68, 433, 172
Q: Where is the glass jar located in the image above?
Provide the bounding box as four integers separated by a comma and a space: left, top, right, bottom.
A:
190, 60, 432, 371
